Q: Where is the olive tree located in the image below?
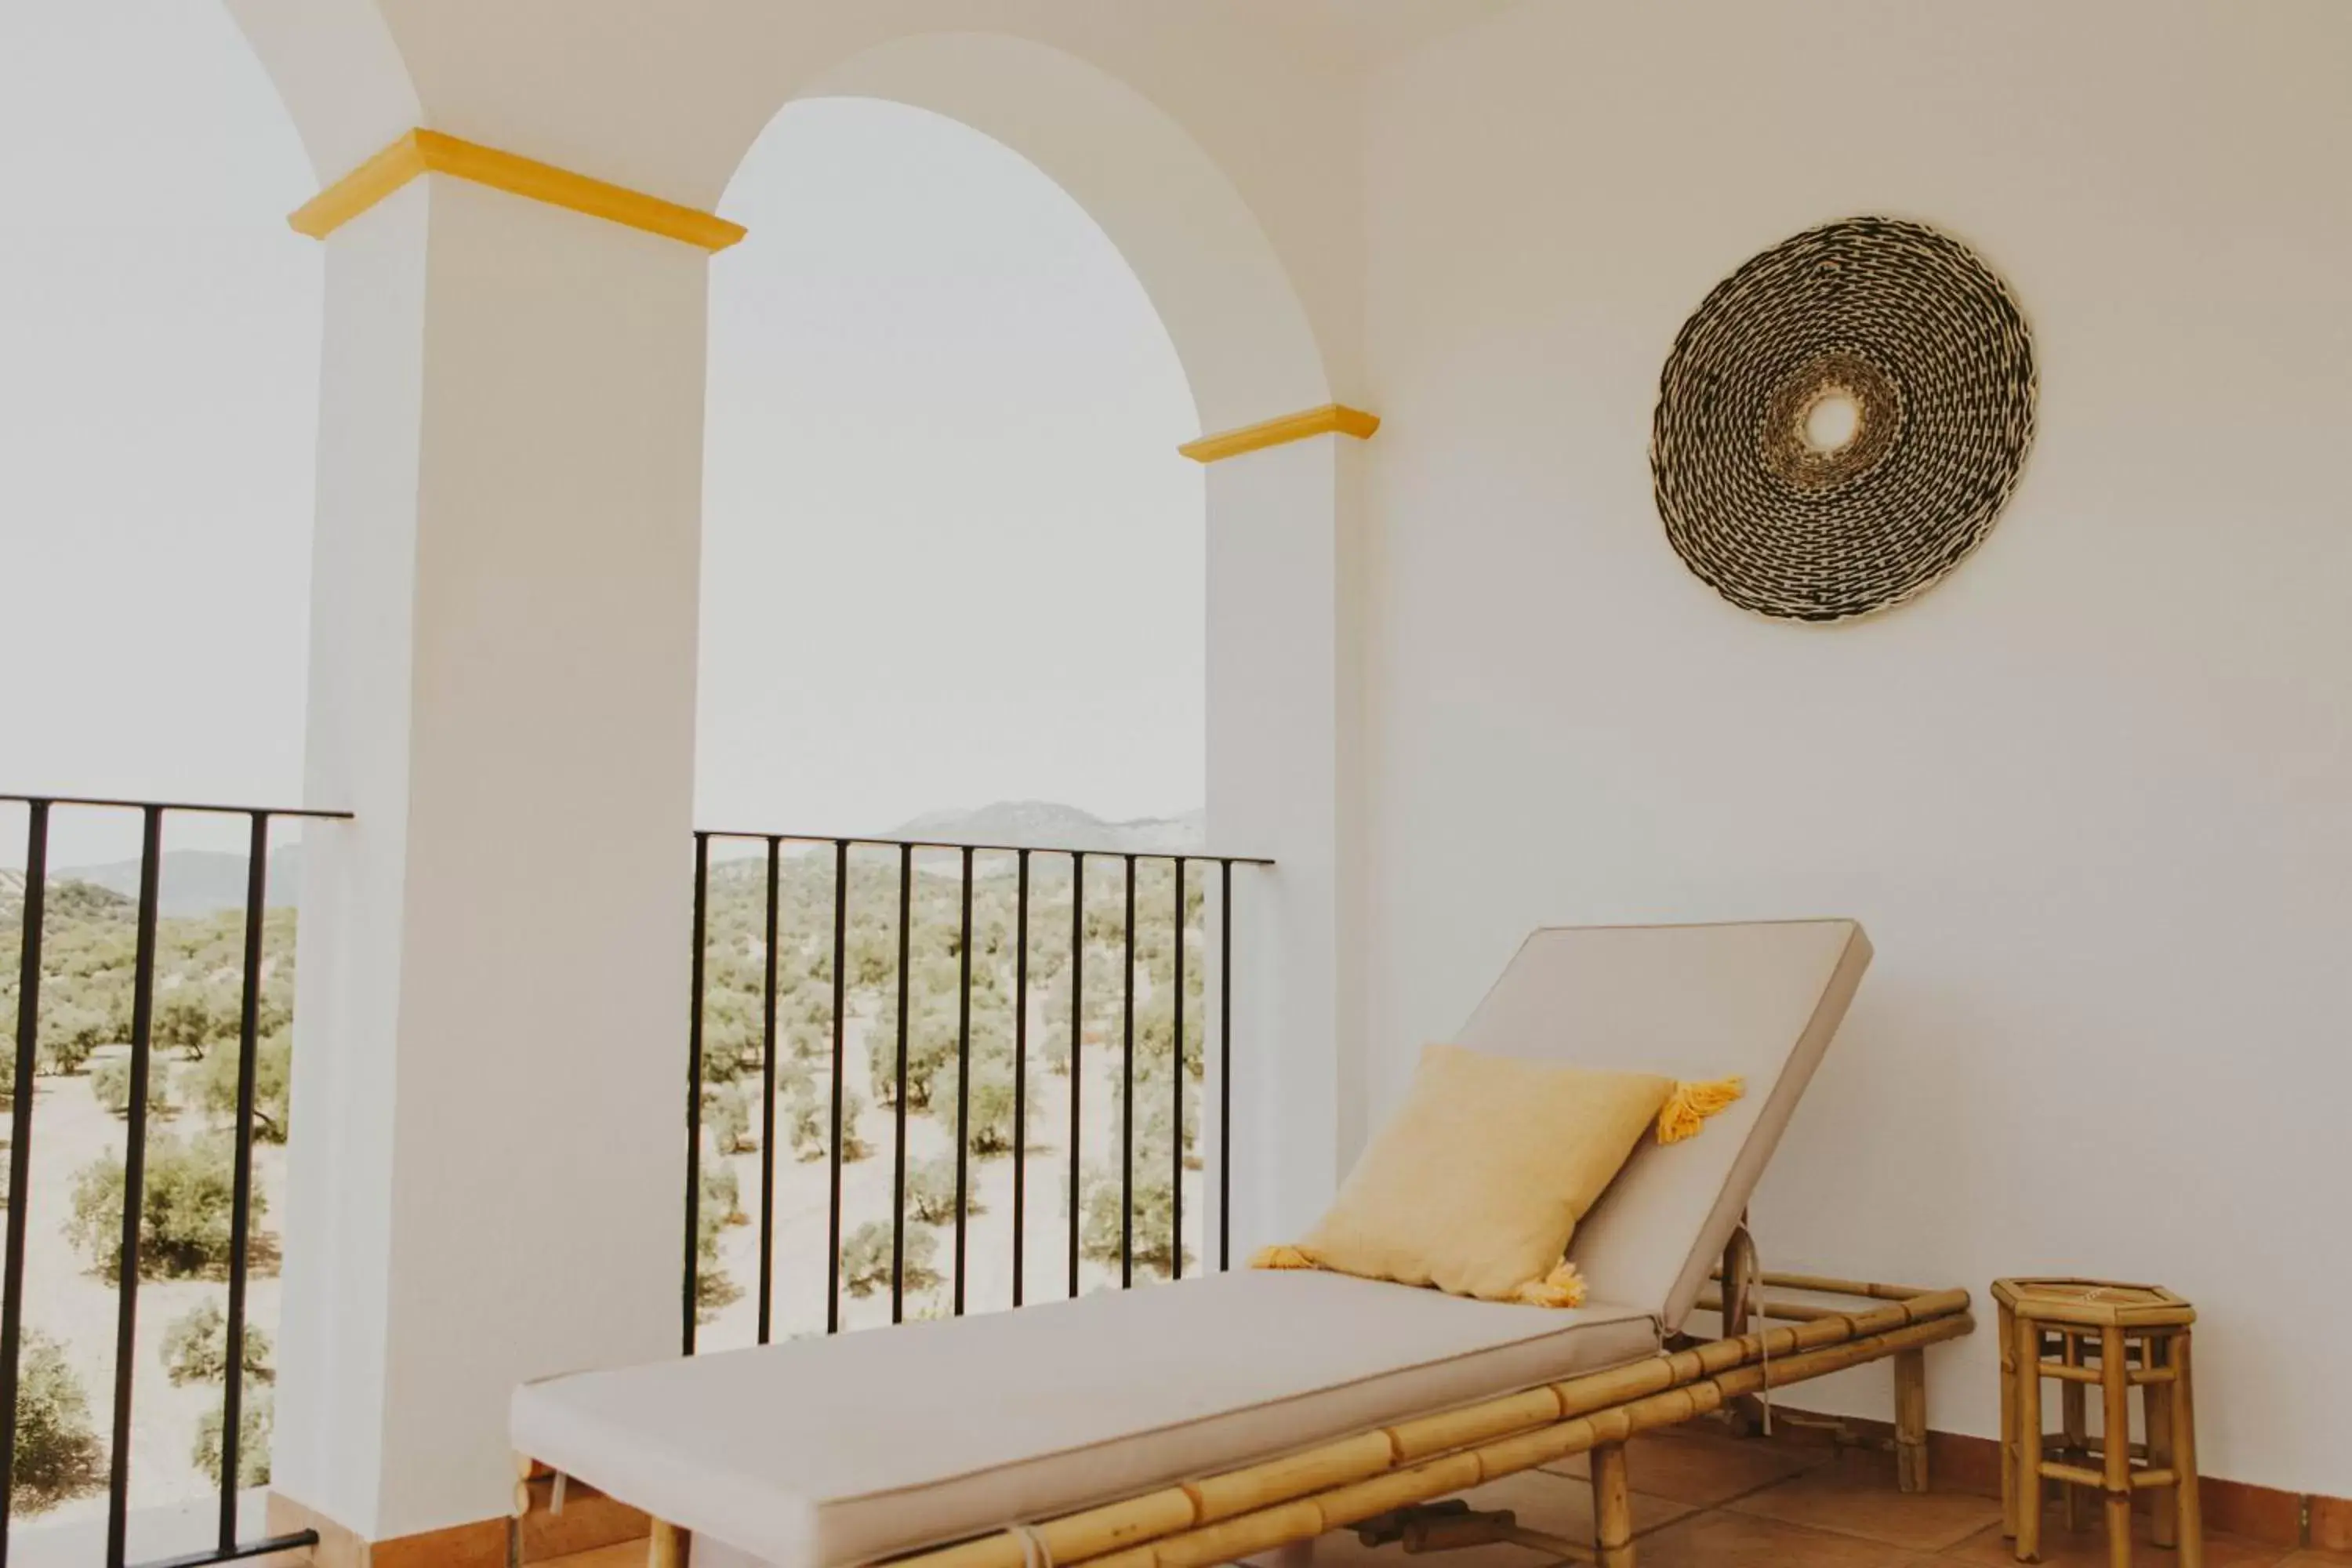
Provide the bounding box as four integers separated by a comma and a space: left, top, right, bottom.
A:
9, 1331, 104, 1512
841, 1221, 942, 1300
68, 1134, 256, 1279
162, 1299, 274, 1387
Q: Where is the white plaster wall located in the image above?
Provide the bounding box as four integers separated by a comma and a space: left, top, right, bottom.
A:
278, 175, 430, 1534
797, 32, 1327, 432
234, 2, 1369, 1532
1205, 437, 1374, 1250
373, 176, 707, 1534
280, 172, 706, 1537
1360, 0, 2352, 1494
228, 1, 1374, 416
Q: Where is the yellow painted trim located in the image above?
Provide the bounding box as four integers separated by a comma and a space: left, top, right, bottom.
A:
1178, 404, 1381, 463
289, 129, 746, 252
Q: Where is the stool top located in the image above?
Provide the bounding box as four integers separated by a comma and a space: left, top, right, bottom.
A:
1992, 1277, 2194, 1327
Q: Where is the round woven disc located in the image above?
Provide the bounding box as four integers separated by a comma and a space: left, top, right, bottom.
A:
1651, 216, 2036, 622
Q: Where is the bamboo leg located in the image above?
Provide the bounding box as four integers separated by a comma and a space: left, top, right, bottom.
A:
2062, 1332, 2087, 1533
1894, 1347, 1929, 1494
1592, 1440, 1635, 1568
2101, 1327, 2132, 1568
1719, 1221, 1762, 1437
2016, 1315, 2044, 1564
651, 1519, 687, 1568
896, 1299, 1975, 1568
2171, 1332, 2201, 1568
1998, 1301, 2018, 1537
2144, 1334, 2176, 1549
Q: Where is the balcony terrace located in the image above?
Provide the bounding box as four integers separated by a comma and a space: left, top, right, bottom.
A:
4, 4, 2350, 1568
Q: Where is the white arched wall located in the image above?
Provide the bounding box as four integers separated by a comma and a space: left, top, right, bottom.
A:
227, 1, 1373, 397
788, 33, 1326, 433
769, 28, 1372, 1310
225, 2, 1375, 1542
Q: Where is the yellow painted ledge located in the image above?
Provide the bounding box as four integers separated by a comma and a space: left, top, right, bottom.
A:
1179, 404, 1381, 464
289, 129, 746, 253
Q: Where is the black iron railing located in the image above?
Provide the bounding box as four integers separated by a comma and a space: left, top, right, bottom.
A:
681, 832, 1269, 1353
1, 793, 345, 1568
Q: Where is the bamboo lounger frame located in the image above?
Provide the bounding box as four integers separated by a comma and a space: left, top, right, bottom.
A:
624, 1272, 1971, 1568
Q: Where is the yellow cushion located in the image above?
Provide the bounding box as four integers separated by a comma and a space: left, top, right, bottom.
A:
1260, 1044, 1686, 1307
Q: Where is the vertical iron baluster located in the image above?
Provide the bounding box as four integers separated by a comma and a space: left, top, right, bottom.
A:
1171, 858, 1185, 1281
757, 838, 780, 1345
107, 806, 165, 1568
953, 847, 973, 1316
891, 845, 911, 1325
683, 833, 708, 1355
1011, 850, 1030, 1308
218, 812, 270, 1545
1120, 855, 1135, 1289
0, 800, 52, 1562
827, 840, 848, 1334
1220, 858, 1233, 1272
1067, 854, 1083, 1299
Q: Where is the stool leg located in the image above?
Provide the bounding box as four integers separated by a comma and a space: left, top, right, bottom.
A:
2145, 1335, 2176, 1549
2171, 1331, 2202, 1568
2016, 1315, 2044, 1563
2101, 1326, 2133, 1568
1999, 1301, 2020, 1537
2063, 1332, 2088, 1533
1895, 1347, 1929, 1493
1592, 1439, 1635, 1568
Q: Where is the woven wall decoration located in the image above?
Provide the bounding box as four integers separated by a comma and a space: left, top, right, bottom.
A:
1650, 216, 2036, 622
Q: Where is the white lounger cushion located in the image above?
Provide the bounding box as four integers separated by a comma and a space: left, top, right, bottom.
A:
1456, 920, 1871, 1329
513, 1269, 1657, 1568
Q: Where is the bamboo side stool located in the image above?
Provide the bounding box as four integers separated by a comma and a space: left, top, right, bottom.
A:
1994, 1279, 2201, 1568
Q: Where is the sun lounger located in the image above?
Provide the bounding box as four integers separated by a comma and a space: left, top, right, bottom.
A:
512, 919, 1973, 1568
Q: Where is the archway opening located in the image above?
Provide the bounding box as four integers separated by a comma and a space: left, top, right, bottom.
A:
0, 1, 318, 1545
692, 98, 1210, 1343
697, 97, 1203, 839
0, 11, 319, 837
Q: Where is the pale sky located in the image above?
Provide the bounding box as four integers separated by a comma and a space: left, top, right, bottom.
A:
0, 6, 1203, 870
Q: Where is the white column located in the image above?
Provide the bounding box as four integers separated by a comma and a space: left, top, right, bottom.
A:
275, 172, 708, 1538
1203, 432, 1370, 1254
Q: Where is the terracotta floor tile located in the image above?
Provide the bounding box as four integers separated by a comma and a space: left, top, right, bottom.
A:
2281, 1553, 2352, 1567
1726, 1450, 2002, 1552
1267, 1536, 1553, 1568
1541, 1426, 1828, 1507
539, 1544, 648, 1568
1634, 1508, 1944, 1568
1943, 1517, 2289, 1568
1449, 1468, 1696, 1544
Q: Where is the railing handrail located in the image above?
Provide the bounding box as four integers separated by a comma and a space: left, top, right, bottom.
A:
0, 792, 352, 821
2, 796, 327, 1568
691, 826, 1273, 865
682, 829, 1265, 1355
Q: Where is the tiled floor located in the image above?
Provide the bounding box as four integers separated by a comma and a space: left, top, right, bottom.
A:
544, 1425, 2352, 1568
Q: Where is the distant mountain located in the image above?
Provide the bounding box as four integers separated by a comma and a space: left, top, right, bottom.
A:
887, 800, 1204, 855
24, 847, 305, 917
1, 872, 135, 923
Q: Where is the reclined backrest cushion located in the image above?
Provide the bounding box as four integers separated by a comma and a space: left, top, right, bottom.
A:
1451, 919, 1871, 1329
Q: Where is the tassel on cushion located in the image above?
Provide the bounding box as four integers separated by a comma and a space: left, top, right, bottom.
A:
1250, 1243, 1321, 1271
1508, 1261, 1588, 1309
1657, 1076, 1745, 1145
